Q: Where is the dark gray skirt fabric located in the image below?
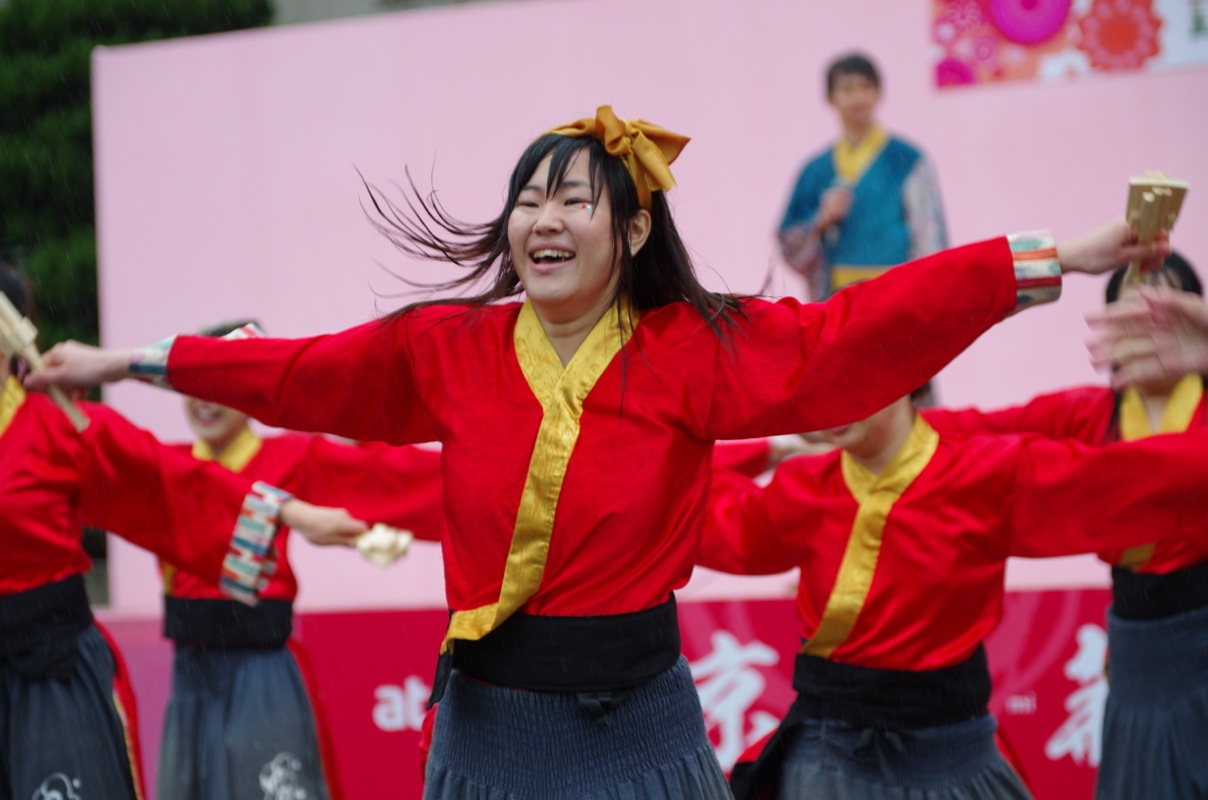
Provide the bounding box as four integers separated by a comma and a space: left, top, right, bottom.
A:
1096, 604, 1208, 800
0, 624, 140, 800
423, 657, 732, 800
157, 644, 331, 800
776, 714, 1032, 800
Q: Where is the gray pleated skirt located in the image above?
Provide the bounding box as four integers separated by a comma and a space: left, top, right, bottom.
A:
1096, 604, 1208, 799
776, 714, 1031, 800
0, 624, 140, 800
423, 657, 732, 800
158, 644, 331, 800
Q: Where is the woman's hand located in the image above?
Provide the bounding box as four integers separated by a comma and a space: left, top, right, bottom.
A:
25, 341, 134, 390
769, 433, 837, 467
281, 500, 367, 547
1088, 286, 1208, 387
1056, 217, 1170, 276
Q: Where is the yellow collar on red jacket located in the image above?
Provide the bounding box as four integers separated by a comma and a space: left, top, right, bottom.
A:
1120, 374, 1202, 440
804, 414, 939, 659
0, 376, 26, 440
191, 425, 263, 472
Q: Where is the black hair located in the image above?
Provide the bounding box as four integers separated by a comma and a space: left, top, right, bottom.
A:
366, 133, 745, 336
826, 53, 881, 97
197, 319, 262, 338
1105, 250, 1203, 304
0, 264, 28, 318
1, 264, 30, 376
909, 380, 936, 409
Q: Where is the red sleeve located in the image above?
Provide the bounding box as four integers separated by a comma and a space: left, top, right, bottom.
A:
700, 467, 800, 576
167, 313, 440, 445
704, 238, 1019, 439
75, 403, 266, 588
293, 438, 445, 542
711, 440, 771, 478
1006, 430, 1208, 557
924, 387, 1114, 443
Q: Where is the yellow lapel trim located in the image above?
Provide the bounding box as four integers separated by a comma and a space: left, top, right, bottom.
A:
804, 414, 939, 659
159, 561, 177, 595
172, 426, 261, 591
443, 299, 636, 652
1117, 374, 1202, 567
0, 376, 26, 440
833, 126, 889, 185
191, 425, 263, 472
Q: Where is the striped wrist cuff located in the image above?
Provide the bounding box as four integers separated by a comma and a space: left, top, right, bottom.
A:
1008, 230, 1062, 314
128, 336, 176, 388
220, 481, 292, 606
223, 323, 266, 341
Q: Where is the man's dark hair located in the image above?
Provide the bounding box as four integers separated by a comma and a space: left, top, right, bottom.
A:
826, 53, 881, 97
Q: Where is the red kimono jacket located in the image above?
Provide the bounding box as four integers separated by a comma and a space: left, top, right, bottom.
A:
0, 378, 277, 600
713, 440, 793, 478
164, 430, 444, 601
149, 236, 1055, 646
700, 417, 1208, 671
925, 376, 1208, 574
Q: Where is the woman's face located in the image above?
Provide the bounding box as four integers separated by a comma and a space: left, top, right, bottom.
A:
507, 151, 622, 325
822, 396, 911, 458
184, 397, 249, 452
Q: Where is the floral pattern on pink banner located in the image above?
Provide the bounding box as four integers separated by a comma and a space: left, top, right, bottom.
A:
933, 0, 1207, 88
1078, 0, 1163, 69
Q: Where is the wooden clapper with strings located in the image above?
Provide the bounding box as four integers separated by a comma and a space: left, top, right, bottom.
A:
0, 292, 89, 431
1124, 171, 1189, 286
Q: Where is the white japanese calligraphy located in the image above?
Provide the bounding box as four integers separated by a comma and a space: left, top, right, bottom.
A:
1044, 623, 1108, 767
690, 630, 781, 770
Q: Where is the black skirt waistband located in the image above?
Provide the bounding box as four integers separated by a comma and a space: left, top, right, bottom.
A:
429, 596, 681, 707
0, 574, 94, 679
1111, 559, 1208, 620
164, 595, 293, 649
729, 645, 990, 800
791, 644, 990, 729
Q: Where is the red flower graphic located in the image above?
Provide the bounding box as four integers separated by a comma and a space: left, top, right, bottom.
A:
1077, 0, 1163, 70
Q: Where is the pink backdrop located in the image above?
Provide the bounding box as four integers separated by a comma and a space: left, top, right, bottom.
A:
91, 0, 1208, 612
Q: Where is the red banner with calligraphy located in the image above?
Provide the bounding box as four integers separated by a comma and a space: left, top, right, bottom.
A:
104, 588, 1112, 799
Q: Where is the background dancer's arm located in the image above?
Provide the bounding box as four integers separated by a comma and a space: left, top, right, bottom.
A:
1004, 430, 1208, 558
699, 467, 802, 576
76, 402, 366, 602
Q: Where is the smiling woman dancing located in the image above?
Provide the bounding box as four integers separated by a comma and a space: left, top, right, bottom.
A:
30, 106, 1167, 799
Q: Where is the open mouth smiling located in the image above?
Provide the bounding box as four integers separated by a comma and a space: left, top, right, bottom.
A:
529, 248, 575, 266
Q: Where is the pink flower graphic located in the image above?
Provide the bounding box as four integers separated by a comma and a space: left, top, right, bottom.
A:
1077, 0, 1163, 70
936, 56, 979, 85
944, 0, 990, 33
990, 0, 1072, 45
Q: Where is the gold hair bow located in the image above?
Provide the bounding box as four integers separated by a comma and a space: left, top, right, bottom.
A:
548, 105, 690, 209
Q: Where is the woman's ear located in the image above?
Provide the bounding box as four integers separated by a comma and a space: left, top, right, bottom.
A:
628, 209, 652, 256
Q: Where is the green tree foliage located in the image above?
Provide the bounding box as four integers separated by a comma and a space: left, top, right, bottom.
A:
0, 0, 273, 347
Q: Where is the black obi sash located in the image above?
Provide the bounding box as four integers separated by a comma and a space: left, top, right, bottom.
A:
0, 575, 94, 680
1112, 559, 1208, 621
163, 595, 293, 649
428, 596, 681, 717
730, 645, 991, 800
